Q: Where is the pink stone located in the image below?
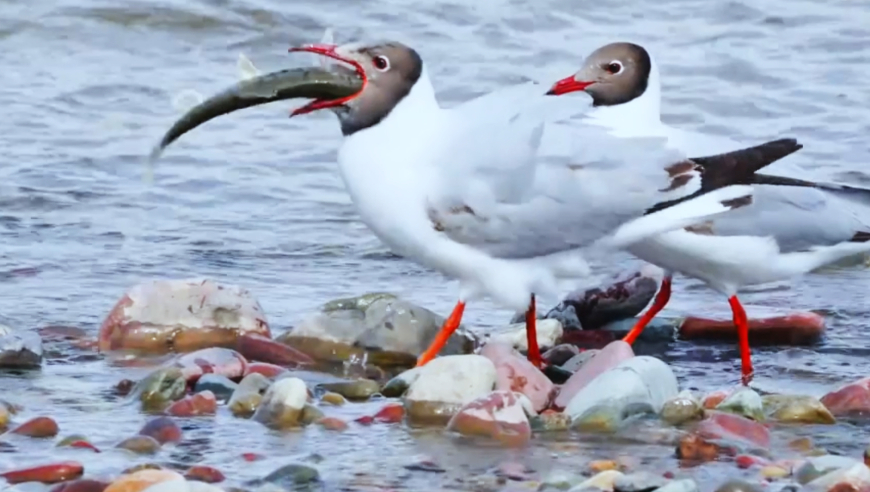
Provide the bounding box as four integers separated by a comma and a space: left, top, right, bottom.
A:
244, 362, 289, 379
172, 347, 247, 383
236, 334, 313, 367
446, 390, 532, 447
98, 278, 271, 353
821, 376, 870, 416
479, 342, 554, 413
552, 340, 634, 410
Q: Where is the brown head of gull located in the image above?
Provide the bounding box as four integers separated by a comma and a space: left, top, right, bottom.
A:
288, 41, 424, 136
545, 42, 652, 107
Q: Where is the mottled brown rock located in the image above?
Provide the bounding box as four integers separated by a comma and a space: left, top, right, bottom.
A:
446, 390, 532, 447
99, 278, 270, 353
679, 312, 825, 345
185, 465, 226, 483
138, 416, 182, 444
11, 416, 59, 438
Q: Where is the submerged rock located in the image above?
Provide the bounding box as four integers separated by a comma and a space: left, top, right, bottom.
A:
0, 324, 44, 369
677, 411, 770, 463
249, 463, 322, 491
554, 341, 634, 410
130, 367, 186, 411
165, 391, 217, 417
536, 265, 662, 331
1, 461, 84, 484
565, 356, 678, 432
821, 376, 870, 416
479, 342, 554, 413
446, 390, 533, 447
762, 394, 836, 424
660, 390, 704, 426
228, 373, 271, 417
403, 354, 496, 425
193, 374, 237, 401
252, 377, 309, 429
98, 278, 271, 353
11, 416, 59, 438
715, 386, 764, 422
170, 347, 247, 384
236, 333, 313, 367
318, 379, 380, 401
487, 319, 563, 353
276, 293, 477, 368
138, 417, 182, 444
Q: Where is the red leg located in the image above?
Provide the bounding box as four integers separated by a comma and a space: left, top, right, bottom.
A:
623, 276, 672, 345
728, 295, 754, 386
525, 294, 544, 369
416, 301, 466, 367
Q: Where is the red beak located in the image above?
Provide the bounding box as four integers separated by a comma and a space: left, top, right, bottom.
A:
286, 43, 366, 117
546, 76, 595, 96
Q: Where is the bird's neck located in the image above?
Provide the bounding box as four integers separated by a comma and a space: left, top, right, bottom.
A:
586, 59, 663, 134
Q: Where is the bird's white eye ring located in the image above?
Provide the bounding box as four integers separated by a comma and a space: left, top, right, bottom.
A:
373, 55, 390, 71
605, 60, 623, 74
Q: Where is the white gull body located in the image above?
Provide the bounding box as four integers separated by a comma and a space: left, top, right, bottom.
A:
335, 63, 755, 312
565, 44, 870, 297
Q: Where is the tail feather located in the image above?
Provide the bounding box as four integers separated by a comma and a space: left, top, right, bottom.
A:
780, 241, 870, 275
603, 184, 754, 249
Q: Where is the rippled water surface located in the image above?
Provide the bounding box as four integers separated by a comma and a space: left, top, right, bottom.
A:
2, 0, 870, 489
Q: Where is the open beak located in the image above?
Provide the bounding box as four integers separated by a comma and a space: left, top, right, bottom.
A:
287, 44, 367, 117
150, 62, 364, 161
545, 76, 595, 96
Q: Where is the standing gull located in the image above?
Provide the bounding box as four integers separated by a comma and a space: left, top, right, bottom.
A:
150, 39, 793, 370
546, 41, 870, 384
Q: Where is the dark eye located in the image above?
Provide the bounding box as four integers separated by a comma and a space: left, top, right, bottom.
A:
605, 61, 623, 74
373, 55, 390, 71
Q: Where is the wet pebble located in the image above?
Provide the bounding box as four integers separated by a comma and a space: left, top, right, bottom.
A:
252, 463, 322, 490
447, 390, 533, 447
116, 435, 162, 454
0, 400, 10, 428
130, 367, 186, 411
713, 479, 763, 492
320, 392, 346, 406
480, 342, 554, 413
103, 469, 185, 492
1, 461, 84, 484
49, 479, 110, 492
184, 465, 226, 483
138, 416, 182, 444
172, 347, 247, 383
403, 354, 496, 425
243, 362, 288, 379
165, 391, 217, 417
541, 344, 581, 367
762, 394, 835, 424
11, 416, 59, 438
316, 416, 348, 431
193, 374, 237, 401
318, 379, 380, 401
554, 341, 633, 410
373, 402, 405, 423
716, 386, 764, 422
488, 319, 563, 353
530, 410, 571, 432
0, 327, 44, 368
660, 390, 704, 426
252, 377, 308, 429
228, 372, 271, 417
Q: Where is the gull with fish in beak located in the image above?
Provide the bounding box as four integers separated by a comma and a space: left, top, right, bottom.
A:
150, 39, 800, 370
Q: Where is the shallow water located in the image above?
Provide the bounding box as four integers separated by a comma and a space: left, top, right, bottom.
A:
2, 0, 870, 489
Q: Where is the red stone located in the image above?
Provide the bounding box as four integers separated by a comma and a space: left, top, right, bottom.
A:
11, 416, 59, 438
373, 403, 405, 423
138, 416, 182, 444
241, 452, 264, 462
184, 465, 225, 483
679, 312, 825, 346
236, 334, 313, 367
68, 440, 101, 453
244, 362, 288, 379
317, 417, 348, 431
1, 461, 83, 484
166, 391, 217, 417
678, 411, 771, 463
354, 415, 375, 425
702, 389, 730, 409
735, 454, 769, 469
446, 390, 532, 448
50, 479, 110, 492
821, 377, 870, 416
172, 348, 248, 384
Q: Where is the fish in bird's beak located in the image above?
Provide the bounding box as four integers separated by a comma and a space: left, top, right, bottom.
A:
149, 52, 365, 161
286, 43, 368, 117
